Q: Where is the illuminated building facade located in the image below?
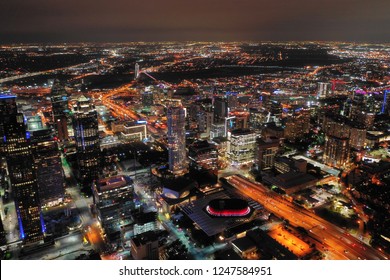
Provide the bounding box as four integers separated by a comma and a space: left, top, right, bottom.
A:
350, 127, 367, 150
249, 108, 270, 130
228, 129, 258, 165
167, 103, 188, 175
30, 126, 65, 207
323, 136, 350, 167
121, 122, 147, 143
92, 175, 134, 234
50, 80, 69, 141
214, 97, 228, 123
72, 95, 101, 185
206, 199, 251, 217
256, 138, 280, 170
210, 123, 225, 139
317, 82, 332, 98
283, 109, 310, 141
188, 140, 218, 171
1, 94, 44, 244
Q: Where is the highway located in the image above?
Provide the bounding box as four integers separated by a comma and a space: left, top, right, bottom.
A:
97, 82, 162, 135
226, 175, 389, 260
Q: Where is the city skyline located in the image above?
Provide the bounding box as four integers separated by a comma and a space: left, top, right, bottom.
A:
1, 0, 389, 43
0, 40, 389, 261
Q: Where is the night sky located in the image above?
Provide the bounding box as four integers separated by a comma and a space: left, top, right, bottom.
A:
1, 0, 389, 43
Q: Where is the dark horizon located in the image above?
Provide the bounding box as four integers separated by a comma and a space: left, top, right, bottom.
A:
1, 0, 389, 44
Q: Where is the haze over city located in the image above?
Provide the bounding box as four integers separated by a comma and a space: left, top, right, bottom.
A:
1, 0, 389, 43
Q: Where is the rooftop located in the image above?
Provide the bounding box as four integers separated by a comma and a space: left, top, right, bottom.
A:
95, 175, 133, 192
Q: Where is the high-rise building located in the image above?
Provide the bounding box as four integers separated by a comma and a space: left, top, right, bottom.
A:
132, 211, 158, 236
92, 175, 134, 235
130, 230, 159, 260
249, 108, 270, 130
50, 80, 69, 141
228, 129, 258, 165
256, 138, 280, 170
323, 136, 350, 167
135, 63, 140, 79
0, 94, 44, 244
226, 92, 238, 110
214, 97, 228, 123
381, 90, 390, 115
29, 123, 65, 207
167, 102, 188, 175
210, 123, 225, 139
72, 95, 100, 185
283, 109, 310, 141
317, 82, 331, 99
120, 122, 147, 143
188, 140, 218, 171
350, 127, 366, 150
197, 111, 213, 138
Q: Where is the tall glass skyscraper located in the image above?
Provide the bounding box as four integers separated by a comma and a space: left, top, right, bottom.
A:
50, 80, 69, 141
72, 95, 100, 186
0, 94, 44, 244
167, 101, 188, 176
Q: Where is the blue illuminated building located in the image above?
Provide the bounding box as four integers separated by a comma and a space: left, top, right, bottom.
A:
0, 94, 43, 244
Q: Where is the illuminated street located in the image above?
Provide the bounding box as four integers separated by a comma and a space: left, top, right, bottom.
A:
226, 175, 389, 260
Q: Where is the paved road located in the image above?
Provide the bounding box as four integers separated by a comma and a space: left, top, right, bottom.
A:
226, 175, 389, 260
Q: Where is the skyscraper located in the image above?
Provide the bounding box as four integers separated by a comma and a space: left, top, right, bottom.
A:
167, 101, 188, 175
73, 95, 101, 185
50, 80, 69, 141
256, 138, 280, 170
323, 136, 350, 167
92, 175, 134, 236
228, 129, 258, 165
135, 63, 140, 79
213, 97, 228, 123
29, 119, 65, 207
0, 94, 44, 244
317, 82, 331, 99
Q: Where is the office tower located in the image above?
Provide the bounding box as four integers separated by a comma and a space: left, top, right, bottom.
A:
167, 103, 188, 175
29, 121, 65, 207
133, 211, 158, 236
131, 231, 159, 260
228, 111, 250, 130
256, 138, 280, 170
197, 111, 213, 138
381, 90, 390, 115
0, 94, 43, 244
92, 176, 134, 236
226, 92, 238, 110
210, 123, 225, 139
323, 136, 350, 167
51, 80, 69, 141
322, 114, 351, 138
283, 109, 310, 141
249, 108, 270, 130
228, 129, 258, 165
317, 82, 331, 99
72, 95, 101, 185
121, 122, 147, 143
134, 63, 140, 79
214, 97, 228, 123
188, 140, 218, 171
349, 127, 366, 150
